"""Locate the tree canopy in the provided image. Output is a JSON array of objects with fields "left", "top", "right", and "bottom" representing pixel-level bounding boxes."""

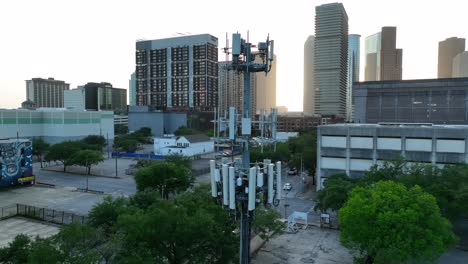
[
  {"left": 45, "top": 141, "right": 82, "bottom": 172},
  {"left": 71, "top": 150, "right": 105, "bottom": 175},
  {"left": 113, "top": 127, "right": 152, "bottom": 152},
  {"left": 315, "top": 159, "right": 468, "bottom": 220},
  {"left": 82, "top": 135, "right": 106, "bottom": 149},
  {"left": 339, "top": 181, "right": 457, "bottom": 264},
  {"left": 32, "top": 138, "right": 49, "bottom": 168},
  {"left": 134, "top": 161, "right": 194, "bottom": 199},
  {"left": 314, "top": 174, "right": 356, "bottom": 212}
]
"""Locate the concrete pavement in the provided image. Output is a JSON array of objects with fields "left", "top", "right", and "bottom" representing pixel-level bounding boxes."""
[{"left": 0, "top": 217, "right": 59, "bottom": 248}]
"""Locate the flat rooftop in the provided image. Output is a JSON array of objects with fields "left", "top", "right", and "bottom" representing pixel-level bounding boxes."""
[{"left": 320, "top": 123, "right": 468, "bottom": 129}]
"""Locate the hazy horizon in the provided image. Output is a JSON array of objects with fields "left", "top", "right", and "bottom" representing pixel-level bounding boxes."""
[{"left": 1, "top": 0, "right": 467, "bottom": 111}]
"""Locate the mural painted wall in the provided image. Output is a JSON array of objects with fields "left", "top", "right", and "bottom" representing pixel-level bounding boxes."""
[{"left": 0, "top": 139, "right": 34, "bottom": 187}]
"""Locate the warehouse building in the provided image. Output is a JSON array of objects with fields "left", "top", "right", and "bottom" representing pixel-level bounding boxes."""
[
  {"left": 0, "top": 108, "right": 114, "bottom": 144},
  {"left": 316, "top": 123, "right": 468, "bottom": 190}
]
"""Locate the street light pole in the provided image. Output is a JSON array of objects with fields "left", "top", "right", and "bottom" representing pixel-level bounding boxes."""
[{"left": 115, "top": 156, "right": 118, "bottom": 178}]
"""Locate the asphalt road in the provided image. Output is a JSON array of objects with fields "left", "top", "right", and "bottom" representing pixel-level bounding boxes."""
[{"left": 36, "top": 169, "right": 137, "bottom": 196}]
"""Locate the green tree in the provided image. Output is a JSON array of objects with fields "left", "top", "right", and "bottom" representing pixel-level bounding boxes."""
[
  {"left": 287, "top": 130, "right": 317, "bottom": 175},
  {"left": 113, "top": 137, "right": 138, "bottom": 152},
  {"left": 174, "top": 126, "right": 202, "bottom": 136},
  {"left": 252, "top": 206, "right": 285, "bottom": 241},
  {"left": 45, "top": 141, "right": 81, "bottom": 172},
  {"left": 81, "top": 135, "right": 106, "bottom": 149},
  {"left": 28, "top": 238, "right": 63, "bottom": 264},
  {"left": 114, "top": 124, "right": 128, "bottom": 135},
  {"left": 0, "top": 234, "right": 32, "bottom": 263},
  {"left": 363, "top": 157, "right": 406, "bottom": 184},
  {"left": 71, "top": 150, "right": 105, "bottom": 175},
  {"left": 53, "top": 223, "right": 103, "bottom": 263},
  {"left": 117, "top": 187, "right": 238, "bottom": 264},
  {"left": 165, "top": 154, "right": 192, "bottom": 169},
  {"left": 32, "top": 138, "right": 49, "bottom": 168},
  {"left": 339, "top": 181, "right": 457, "bottom": 264},
  {"left": 134, "top": 162, "right": 194, "bottom": 198},
  {"left": 427, "top": 164, "right": 468, "bottom": 219},
  {"left": 88, "top": 196, "right": 128, "bottom": 234},
  {"left": 314, "top": 174, "right": 356, "bottom": 212}
]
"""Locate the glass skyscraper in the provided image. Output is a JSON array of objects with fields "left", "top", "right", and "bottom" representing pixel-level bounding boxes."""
[
  {"left": 347, "top": 34, "right": 360, "bottom": 121},
  {"left": 365, "top": 32, "right": 381, "bottom": 81}
]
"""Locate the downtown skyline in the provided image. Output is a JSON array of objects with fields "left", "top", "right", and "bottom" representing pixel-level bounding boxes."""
[{"left": 0, "top": 0, "right": 467, "bottom": 111}]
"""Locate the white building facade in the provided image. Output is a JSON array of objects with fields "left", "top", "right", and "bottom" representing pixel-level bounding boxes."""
[
  {"left": 154, "top": 134, "right": 214, "bottom": 157},
  {"left": 316, "top": 123, "right": 468, "bottom": 190},
  {"left": 64, "top": 89, "right": 86, "bottom": 110}
]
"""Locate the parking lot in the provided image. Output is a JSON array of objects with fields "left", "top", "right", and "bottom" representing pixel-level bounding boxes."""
[{"left": 0, "top": 217, "right": 59, "bottom": 248}]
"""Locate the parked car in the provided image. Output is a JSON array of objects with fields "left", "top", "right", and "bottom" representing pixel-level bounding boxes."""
[
  {"left": 283, "top": 183, "right": 292, "bottom": 191},
  {"left": 287, "top": 168, "right": 297, "bottom": 175}
]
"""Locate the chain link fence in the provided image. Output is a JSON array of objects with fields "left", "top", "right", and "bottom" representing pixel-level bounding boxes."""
[{"left": 0, "top": 204, "right": 86, "bottom": 225}]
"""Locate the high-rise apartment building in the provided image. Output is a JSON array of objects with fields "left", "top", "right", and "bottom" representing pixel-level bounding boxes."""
[
  {"left": 438, "top": 37, "right": 465, "bottom": 78},
  {"left": 26, "top": 78, "right": 70, "bottom": 108},
  {"left": 218, "top": 61, "right": 256, "bottom": 117},
  {"left": 135, "top": 34, "right": 218, "bottom": 112},
  {"left": 453, "top": 51, "right": 468, "bottom": 78},
  {"left": 303, "top": 35, "right": 315, "bottom": 114},
  {"left": 347, "top": 34, "right": 360, "bottom": 121},
  {"left": 314, "top": 3, "right": 348, "bottom": 117},
  {"left": 364, "top": 27, "right": 402, "bottom": 81},
  {"left": 129, "top": 72, "right": 136, "bottom": 106}
]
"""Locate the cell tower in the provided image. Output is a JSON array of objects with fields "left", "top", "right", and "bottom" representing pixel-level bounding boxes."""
[{"left": 210, "top": 33, "right": 279, "bottom": 264}]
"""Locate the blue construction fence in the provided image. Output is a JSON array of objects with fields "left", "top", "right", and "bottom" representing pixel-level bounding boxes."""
[{"left": 112, "top": 152, "right": 165, "bottom": 160}]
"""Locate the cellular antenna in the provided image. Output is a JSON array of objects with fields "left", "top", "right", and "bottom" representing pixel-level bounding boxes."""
[{"left": 211, "top": 32, "right": 278, "bottom": 264}]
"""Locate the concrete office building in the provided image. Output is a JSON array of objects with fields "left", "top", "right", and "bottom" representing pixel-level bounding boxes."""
[
  {"left": 0, "top": 108, "right": 114, "bottom": 144},
  {"left": 353, "top": 78, "right": 468, "bottom": 124},
  {"left": 218, "top": 61, "right": 257, "bottom": 118},
  {"left": 316, "top": 123, "right": 468, "bottom": 190},
  {"left": 64, "top": 89, "right": 85, "bottom": 110},
  {"left": 314, "top": 3, "right": 348, "bottom": 117},
  {"left": 452, "top": 51, "right": 468, "bottom": 78},
  {"left": 64, "top": 82, "right": 127, "bottom": 113},
  {"left": 136, "top": 34, "right": 218, "bottom": 111},
  {"left": 129, "top": 72, "right": 136, "bottom": 106},
  {"left": 128, "top": 106, "right": 186, "bottom": 137},
  {"left": 380, "top": 27, "right": 402, "bottom": 80},
  {"left": 364, "top": 27, "right": 402, "bottom": 81},
  {"left": 26, "top": 78, "right": 70, "bottom": 108},
  {"left": 303, "top": 35, "right": 315, "bottom": 114},
  {"left": 438, "top": 37, "right": 465, "bottom": 78},
  {"left": 347, "top": 34, "right": 360, "bottom": 121}
]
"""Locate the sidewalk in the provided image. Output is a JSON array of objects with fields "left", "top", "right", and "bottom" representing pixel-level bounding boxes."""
[{"left": 37, "top": 158, "right": 137, "bottom": 179}]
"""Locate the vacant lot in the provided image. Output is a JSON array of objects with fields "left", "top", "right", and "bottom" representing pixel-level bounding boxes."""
[{"left": 252, "top": 227, "right": 353, "bottom": 264}]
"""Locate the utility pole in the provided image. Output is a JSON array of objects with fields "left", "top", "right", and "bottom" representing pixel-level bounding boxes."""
[{"left": 115, "top": 155, "right": 118, "bottom": 178}]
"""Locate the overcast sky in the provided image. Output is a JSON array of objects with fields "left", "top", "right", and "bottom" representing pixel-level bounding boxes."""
[{"left": 0, "top": 0, "right": 467, "bottom": 111}]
